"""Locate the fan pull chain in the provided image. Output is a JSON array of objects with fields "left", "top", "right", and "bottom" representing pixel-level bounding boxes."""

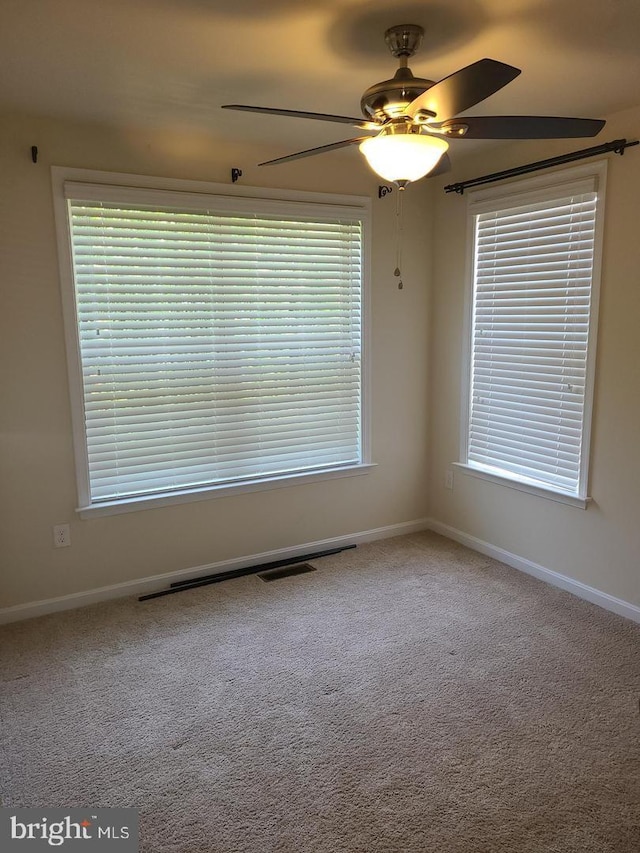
[{"left": 394, "top": 187, "right": 404, "bottom": 289}]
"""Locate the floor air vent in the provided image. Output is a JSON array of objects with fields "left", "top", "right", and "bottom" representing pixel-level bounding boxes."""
[
  {"left": 139, "top": 545, "right": 354, "bottom": 601},
  {"left": 257, "top": 563, "right": 317, "bottom": 582}
]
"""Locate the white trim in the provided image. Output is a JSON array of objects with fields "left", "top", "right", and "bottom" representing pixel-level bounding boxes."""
[
  {"left": 361, "top": 204, "right": 373, "bottom": 467},
  {"left": 458, "top": 196, "right": 477, "bottom": 465},
  {"left": 63, "top": 180, "right": 367, "bottom": 223},
  {"left": 0, "top": 518, "right": 429, "bottom": 625},
  {"left": 427, "top": 518, "right": 640, "bottom": 625},
  {"left": 4, "top": 516, "right": 637, "bottom": 627},
  {"left": 51, "top": 166, "right": 372, "bottom": 514},
  {"left": 579, "top": 162, "right": 607, "bottom": 496},
  {"left": 466, "top": 161, "right": 606, "bottom": 208},
  {"left": 52, "top": 167, "right": 370, "bottom": 209},
  {"left": 52, "top": 174, "right": 93, "bottom": 504},
  {"left": 453, "top": 462, "right": 591, "bottom": 509},
  {"left": 459, "top": 159, "right": 608, "bottom": 501},
  {"left": 77, "top": 463, "right": 377, "bottom": 519}
]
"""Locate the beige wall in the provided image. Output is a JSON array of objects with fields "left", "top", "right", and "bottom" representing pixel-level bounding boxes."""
[
  {"left": 0, "top": 111, "right": 432, "bottom": 609},
  {"left": 428, "top": 104, "right": 640, "bottom": 608},
  {"left": 3, "top": 102, "right": 638, "bottom": 615}
]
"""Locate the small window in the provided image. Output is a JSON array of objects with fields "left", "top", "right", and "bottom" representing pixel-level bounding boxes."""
[
  {"left": 461, "top": 163, "right": 606, "bottom": 505},
  {"left": 53, "top": 172, "right": 370, "bottom": 514}
]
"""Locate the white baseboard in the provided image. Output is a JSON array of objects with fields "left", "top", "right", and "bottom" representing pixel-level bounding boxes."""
[
  {"left": 427, "top": 518, "right": 640, "bottom": 625},
  {"left": 0, "top": 518, "right": 430, "bottom": 625},
  {"left": 6, "top": 517, "right": 636, "bottom": 627}
]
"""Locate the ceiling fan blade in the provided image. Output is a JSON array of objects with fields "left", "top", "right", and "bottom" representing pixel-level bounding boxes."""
[
  {"left": 438, "top": 115, "right": 606, "bottom": 139},
  {"left": 426, "top": 153, "right": 452, "bottom": 178},
  {"left": 406, "top": 59, "right": 521, "bottom": 121},
  {"left": 259, "top": 137, "right": 370, "bottom": 166},
  {"left": 222, "top": 104, "right": 374, "bottom": 130}
]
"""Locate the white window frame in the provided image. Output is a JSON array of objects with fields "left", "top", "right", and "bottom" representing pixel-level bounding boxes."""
[
  {"left": 52, "top": 168, "right": 373, "bottom": 518},
  {"left": 457, "top": 161, "right": 607, "bottom": 509}
]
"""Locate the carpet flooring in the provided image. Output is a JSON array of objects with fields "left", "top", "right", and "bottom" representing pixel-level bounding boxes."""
[{"left": 1, "top": 531, "right": 639, "bottom": 852}]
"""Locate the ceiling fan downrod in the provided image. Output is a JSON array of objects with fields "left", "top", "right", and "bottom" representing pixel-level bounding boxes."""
[
  {"left": 384, "top": 24, "right": 424, "bottom": 63},
  {"left": 361, "top": 25, "right": 435, "bottom": 122}
]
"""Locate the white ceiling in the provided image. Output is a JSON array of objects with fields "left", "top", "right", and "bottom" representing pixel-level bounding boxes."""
[{"left": 2, "top": 0, "right": 640, "bottom": 159}]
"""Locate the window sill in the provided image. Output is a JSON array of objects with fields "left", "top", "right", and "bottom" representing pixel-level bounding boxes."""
[
  {"left": 453, "top": 463, "right": 591, "bottom": 509},
  {"left": 77, "top": 463, "right": 377, "bottom": 519}
]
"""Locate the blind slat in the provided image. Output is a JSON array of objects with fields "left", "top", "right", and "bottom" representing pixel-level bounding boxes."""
[
  {"left": 68, "top": 197, "right": 364, "bottom": 502},
  {"left": 468, "top": 186, "right": 599, "bottom": 494}
]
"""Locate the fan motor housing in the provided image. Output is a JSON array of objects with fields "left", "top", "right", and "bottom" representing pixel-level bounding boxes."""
[{"left": 360, "top": 67, "right": 434, "bottom": 121}]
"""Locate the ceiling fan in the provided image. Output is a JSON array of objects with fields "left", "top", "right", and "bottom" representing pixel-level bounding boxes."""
[{"left": 222, "top": 24, "right": 605, "bottom": 187}]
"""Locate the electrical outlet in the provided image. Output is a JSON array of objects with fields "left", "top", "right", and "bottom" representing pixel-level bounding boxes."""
[
  {"left": 445, "top": 469, "right": 454, "bottom": 490},
  {"left": 53, "top": 524, "right": 71, "bottom": 548}
]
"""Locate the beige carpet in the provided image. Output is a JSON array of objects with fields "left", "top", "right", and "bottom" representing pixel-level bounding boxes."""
[{"left": 1, "top": 532, "right": 639, "bottom": 852}]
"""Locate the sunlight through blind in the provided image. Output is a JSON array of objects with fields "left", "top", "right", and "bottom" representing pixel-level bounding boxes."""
[{"left": 66, "top": 197, "right": 363, "bottom": 502}]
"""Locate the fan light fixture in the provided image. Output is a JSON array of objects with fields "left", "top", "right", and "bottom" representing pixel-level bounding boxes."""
[
  {"left": 223, "top": 23, "right": 606, "bottom": 185},
  {"left": 359, "top": 130, "right": 449, "bottom": 187}
]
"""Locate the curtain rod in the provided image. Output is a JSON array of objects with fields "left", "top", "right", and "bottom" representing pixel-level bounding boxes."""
[{"left": 444, "top": 138, "right": 638, "bottom": 195}]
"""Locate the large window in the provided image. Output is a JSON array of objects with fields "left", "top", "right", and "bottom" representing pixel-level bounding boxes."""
[
  {"left": 54, "top": 171, "right": 370, "bottom": 515},
  {"left": 461, "top": 163, "right": 606, "bottom": 506}
]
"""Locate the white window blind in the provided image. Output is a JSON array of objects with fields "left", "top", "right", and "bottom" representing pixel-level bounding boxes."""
[
  {"left": 65, "top": 189, "right": 364, "bottom": 505},
  {"left": 466, "top": 172, "right": 604, "bottom": 498}
]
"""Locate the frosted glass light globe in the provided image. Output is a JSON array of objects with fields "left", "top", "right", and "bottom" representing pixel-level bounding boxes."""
[{"left": 360, "top": 133, "right": 449, "bottom": 184}]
